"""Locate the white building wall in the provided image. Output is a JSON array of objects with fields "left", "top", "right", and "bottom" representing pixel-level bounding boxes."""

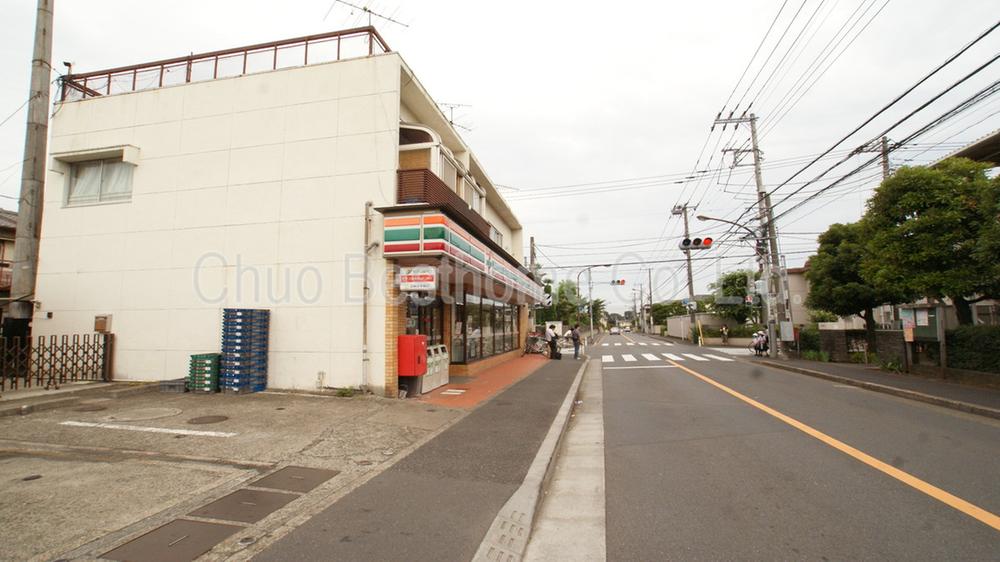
[{"left": 37, "top": 55, "right": 402, "bottom": 392}]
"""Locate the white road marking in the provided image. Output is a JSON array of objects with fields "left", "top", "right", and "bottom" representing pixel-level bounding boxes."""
[
  {"left": 703, "top": 354, "right": 735, "bottom": 362},
  {"left": 604, "top": 365, "right": 679, "bottom": 370},
  {"left": 622, "top": 354, "right": 637, "bottom": 362},
  {"left": 641, "top": 353, "right": 660, "bottom": 361},
  {"left": 682, "top": 353, "right": 709, "bottom": 361},
  {"left": 638, "top": 343, "right": 648, "bottom": 346},
  {"left": 664, "top": 353, "right": 684, "bottom": 361},
  {"left": 651, "top": 343, "right": 661, "bottom": 347},
  {"left": 440, "top": 389, "right": 466, "bottom": 395},
  {"left": 60, "top": 420, "right": 236, "bottom": 438},
  {"left": 664, "top": 342, "right": 674, "bottom": 346},
  {"left": 602, "top": 355, "right": 614, "bottom": 363},
  {"left": 601, "top": 343, "right": 609, "bottom": 347},
  {"left": 614, "top": 343, "right": 622, "bottom": 347}
]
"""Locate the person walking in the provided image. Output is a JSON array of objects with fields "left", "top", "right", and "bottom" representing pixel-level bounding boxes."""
[
  {"left": 545, "top": 324, "right": 558, "bottom": 359},
  {"left": 720, "top": 325, "right": 729, "bottom": 345},
  {"left": 571, "top": 324, "right": 582, "bottom": 360}
]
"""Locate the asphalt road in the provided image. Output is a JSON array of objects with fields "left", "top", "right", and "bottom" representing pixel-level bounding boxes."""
[{"left": 602, "top": 332, "right": 1000, "bottom": 561}]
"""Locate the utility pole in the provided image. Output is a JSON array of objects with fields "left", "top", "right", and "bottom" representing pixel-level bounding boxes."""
[
  {"left": 715, "top": 113, "right": 788, "bottom": 357},
  {"left": 647, "top": 268, "right": 653, "bottom": 334},
  {"left": 10, "top": 0, "right": 54, "bottom": 328},
  {"left": 672, "top": 204, "right": 699, "bottom": 343},
  {"left": 880, "top": 136, "right": 890, "bottom": 180}
]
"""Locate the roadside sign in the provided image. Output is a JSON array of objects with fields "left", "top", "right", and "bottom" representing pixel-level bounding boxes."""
[{"left": 399, "top": 266, "right": 436, "bottom": 291}]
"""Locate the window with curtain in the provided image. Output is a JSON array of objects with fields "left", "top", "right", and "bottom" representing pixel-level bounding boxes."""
[{"left": 67, "top": 159, "right": 134, "bottom": 205}]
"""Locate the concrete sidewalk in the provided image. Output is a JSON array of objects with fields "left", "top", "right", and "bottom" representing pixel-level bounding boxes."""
[
  {"left": 753, "top": 357, "right": 1000, "bottom": 419},
  {"left": 251, "top": 357, "right": 583, "bottom": 562}
]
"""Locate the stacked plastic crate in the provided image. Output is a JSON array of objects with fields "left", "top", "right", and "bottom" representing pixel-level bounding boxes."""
[
  {"left": 187, "top": 353, "right": 220, "bottom": 393},
  {"left": 220, "top": 308, "right": 270, "bottom": 394}
]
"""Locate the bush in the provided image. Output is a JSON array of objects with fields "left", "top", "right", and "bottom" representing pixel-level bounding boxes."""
[
  {"left": 802, "top": 350, "right": 830, "bottom": 362},
  {"left": 879, "top": 358, "right": 903, "bottom": 373},
  {"left": 798, "top": 326, "right": 820, "bottom": 352},
  {"left": 848, "top": 351, "right": 877, "bottom": 364},
  {"left": 946, "top": 326, "right": 1000, "bottom": 374}
]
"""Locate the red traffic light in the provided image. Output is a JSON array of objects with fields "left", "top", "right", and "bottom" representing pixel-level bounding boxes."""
[
  {"left": 678, "top": 236, "right": 714, "bottom": 251},
  {"left": 610, "top": 279, "right": 625, "bottom": 285}
]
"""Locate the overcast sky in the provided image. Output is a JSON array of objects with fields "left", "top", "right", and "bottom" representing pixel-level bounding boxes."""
[{"left": 2, "top": 0, "right": 998, "bottom": 313}]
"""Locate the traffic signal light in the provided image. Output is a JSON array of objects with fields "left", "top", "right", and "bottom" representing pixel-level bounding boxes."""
[
  {"left": 678, "top": 236, "right": 714, "bottom": 251},
  {"left": 610, "top": 279, "right": 626, "bottom": 285}
]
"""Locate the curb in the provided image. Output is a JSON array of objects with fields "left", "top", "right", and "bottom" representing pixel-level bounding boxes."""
[
  {"left": 0, "top": 382, "right": 157, "bottom": 418},
  {"left": 753, "top": 359, "right": 1000, "bottom": 421},
  {"left": 0, "top": 397, "right": 81, "bottom": 418},
  {"left": 472, "top": 358, "right": 589, "bottom": 562}
]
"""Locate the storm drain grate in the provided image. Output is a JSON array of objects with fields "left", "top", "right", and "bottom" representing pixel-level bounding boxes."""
[
  {"left": 101, "top": 519, "right": 241, "bottom": 562},
  {"left": 188, "top": 489, "right": 297, "bottom": 524},
  {"left": 250, "top": 466, "right": 340, "bottom": 493}
]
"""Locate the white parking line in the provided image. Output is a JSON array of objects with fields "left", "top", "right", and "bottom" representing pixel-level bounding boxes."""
[
  {"left": 682, "top": 353, "right": 709, "bottom": 361},
  {"left": 641, "top": 353, "right": 660, "bottom": 361},
  {"left": 602, "top": 355, "right": 614, "bottom": 363},
  {"left": 60, "top": 420, "right": 236, "bottom": 438},
  {"left": 604, "top": 365, "right": 678, "bottom": 370},
  {"left": 703, "top": 354, "right": 735, "bottom": 362},
  {"left": 664, "top": 353, "right": 684, "bottom": 361},
  {"left": 622, "top": 354, "right": 637, "bottom": 362}
]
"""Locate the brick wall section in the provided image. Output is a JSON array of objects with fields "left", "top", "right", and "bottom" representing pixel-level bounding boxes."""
[
  {"left": 819, "top": 329, "right": 867, "bottom": 362},
  {"left": 384, "top": 263, "right": 405, "bottom": 398}
]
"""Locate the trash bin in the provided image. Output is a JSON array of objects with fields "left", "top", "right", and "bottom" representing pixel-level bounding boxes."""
[{"left": 423, "top": 345, "right": 449, "bottom": 392}]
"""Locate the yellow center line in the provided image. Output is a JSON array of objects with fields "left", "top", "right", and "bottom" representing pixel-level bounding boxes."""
[{"left": 668, "top": 360, "right": 1000, "bottom": 533}]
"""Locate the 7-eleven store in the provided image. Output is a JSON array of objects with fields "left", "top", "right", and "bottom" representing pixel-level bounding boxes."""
[{"left": 380, "top": 210, "right": 544, "bottom": 396}]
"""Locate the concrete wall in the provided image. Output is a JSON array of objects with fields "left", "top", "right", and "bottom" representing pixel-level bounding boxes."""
[
  {"left": 786, "top": 270, "right": 810, "bottom": 325},
  {"left": 666, "top": 313, "right": 725, "bottom": 340},
  {"left": 37, "top": 54, "right": 403, "bottom": 392}
]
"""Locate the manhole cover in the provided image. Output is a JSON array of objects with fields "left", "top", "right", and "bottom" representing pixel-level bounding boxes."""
[
  {"left": 188, "top": 489, "right": 297, "bottom": 524},
  {"left": 102, "top": 408, "right": 182, "bottom": 422},
  {"left": 102, "top": 519, "right": 241, "bottom": 562},
  {"left": 74, "top": 405, "right": 107, "bottom": 412},
  {"left": 187, "top": 415, "right": 229, "bottom": 425},
  {"left": 251, "top": 466, "right": 340, "bottom": 493}
]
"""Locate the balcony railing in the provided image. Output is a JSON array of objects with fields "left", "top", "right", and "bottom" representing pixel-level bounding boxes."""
[
  {"left": 60, "top": 26, "right": 391, "bottom": 102},
  {"left": 397, "top": 169, "right": 490, "bottom": 239}
]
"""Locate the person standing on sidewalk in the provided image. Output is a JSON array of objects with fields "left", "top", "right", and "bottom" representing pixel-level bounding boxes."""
[
  {"left": 721, "top": 325, "right": 729, "bottom": 345},
  {"left": 545, "top": 324, "right": 558, "bottom": 359},
  {"left": 571, "top": 324, "right": 582, "bottom": 359}
]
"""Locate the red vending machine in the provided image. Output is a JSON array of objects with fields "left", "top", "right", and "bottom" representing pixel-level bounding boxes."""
[{"left": 397, "top": 335, "right": 428, "bottom": 377}]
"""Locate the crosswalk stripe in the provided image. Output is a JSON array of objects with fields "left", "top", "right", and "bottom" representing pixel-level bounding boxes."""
[
  {"left": 638, "top": 343, "right": 648, "bottom": 346},
  {"left": 651, "top": 343, "right": 661, "bottom": 346},
  {"left": 703, "top": 354, "right": 735, "bottom": 362},
  {"left": 641, "top": 353, "right": 660, "bottom": 361},
  {"left": 622, "top": 354, "right": 637, "bottom": 362},
  {"left": 664, "top": 353, "right": 684, "bottom": 361},
  {"left": 682, "top": 353, "right": 709, "bottom": 361},
  {"left": 614, "top": 343, "right": 622, "bottom": 347},
  {"left": 602, "top": 355, "right": 614, "bottom": 363},
  {"left": 664, "top": 342, "right": 674, "bottom": 346},
  {"left": 601, "top": 343, "right": 609, "bottom": 347}
]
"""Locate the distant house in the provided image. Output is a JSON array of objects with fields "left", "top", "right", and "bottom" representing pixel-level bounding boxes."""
[{"left": 0, "top": 208, "right": 15, "bottom": 309}]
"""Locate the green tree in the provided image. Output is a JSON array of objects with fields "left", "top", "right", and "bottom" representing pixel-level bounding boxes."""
[
  {"left": 861, "top": 158, "right": 1000, "bottom": 325},
  {"left": 708, "top": 269, "right": 759, "bottom": 324},
  {"left": 589, "top": 298, "right": 607, "bottom": 328},
  {"left": 807, "top": 222, "right": 895, "bottom": 344},
  {"left": 650, "top": 301, "right": 686, "bottom": 325}
]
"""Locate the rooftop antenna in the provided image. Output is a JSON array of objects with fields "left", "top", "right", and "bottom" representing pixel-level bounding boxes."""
[
  {"left": 325, "top": 0, "right": 409, "bottom": 28},
  {"left": 438, "top": 102, "right": 472, "bottom": 132}
]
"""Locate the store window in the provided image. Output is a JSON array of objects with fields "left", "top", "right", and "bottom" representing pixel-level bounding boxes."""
[
  {"left": 452, "top": 293, "right": 465, "bottom": 363},
  {"left": 448, "top": 291, "right": 523, "bottom": 364},
  {"left": 466, "top": 294, "right": 482, "bottom": 361}
]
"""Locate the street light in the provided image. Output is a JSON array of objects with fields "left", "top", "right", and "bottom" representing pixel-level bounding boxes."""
[{"left": 577, "top": 264, "right": 611, "bottom": 344}]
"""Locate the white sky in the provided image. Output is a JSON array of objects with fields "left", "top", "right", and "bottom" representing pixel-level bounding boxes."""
[{"left": 1, "top": 0, "right": 998, "bottom": 313}]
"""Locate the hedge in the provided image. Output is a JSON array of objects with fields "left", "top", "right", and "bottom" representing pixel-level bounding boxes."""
[{"left": 946, "top": 326, "right": 1000, "bottom": 374}]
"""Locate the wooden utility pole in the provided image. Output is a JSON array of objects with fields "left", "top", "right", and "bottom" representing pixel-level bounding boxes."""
[
  {"left": 880, "top": 136, "right": 891, "bottom": 180},
  {"left": 647, "top": 267, "right": 653, "bottom": 334},
  {"left": 672, "top": 204, "right": 699, "bottom": 342},
  {"left": 10, "top": 0, "right": 54, "bottom": 325}
]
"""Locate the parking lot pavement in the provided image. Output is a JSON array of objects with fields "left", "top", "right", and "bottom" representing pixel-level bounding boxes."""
[{"left": 0, "top": 388, "right": 463, "bottom": 561}]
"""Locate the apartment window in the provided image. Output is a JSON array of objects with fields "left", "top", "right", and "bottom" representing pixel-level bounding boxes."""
[
  {"left": 466, "top": 183, "right": 485, "bottom": 214},
  {"left": 490, "top": 225, "right": 504, "bottom": 246},
  {"left": 67, "top": 159, "right": 134, "bottom": 205},
  {"left": 439, "top": 157, "right": 458, "bottom": 191}
]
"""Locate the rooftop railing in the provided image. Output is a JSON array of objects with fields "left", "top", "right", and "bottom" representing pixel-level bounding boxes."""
[{"left": 60, "top": 26, "right": 391, "bottom": 102}]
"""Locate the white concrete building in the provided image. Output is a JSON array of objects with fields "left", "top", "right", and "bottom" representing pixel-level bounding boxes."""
[{"left": 37, "top": 28, "right": 541, "bottom": 397}]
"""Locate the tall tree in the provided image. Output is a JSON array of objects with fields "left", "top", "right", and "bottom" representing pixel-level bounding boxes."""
[
  {"left": 807, "top": 222, "right": 895, "bottom": 344},
  {"left": 650, "top": 301, "right": 686, "bottom": 325},
  {"left": 861, "top": 158, "right": 1000, "bottom": 325},
  {"left": 708, "top": 269, "right": 759, "bottom": 324}
]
